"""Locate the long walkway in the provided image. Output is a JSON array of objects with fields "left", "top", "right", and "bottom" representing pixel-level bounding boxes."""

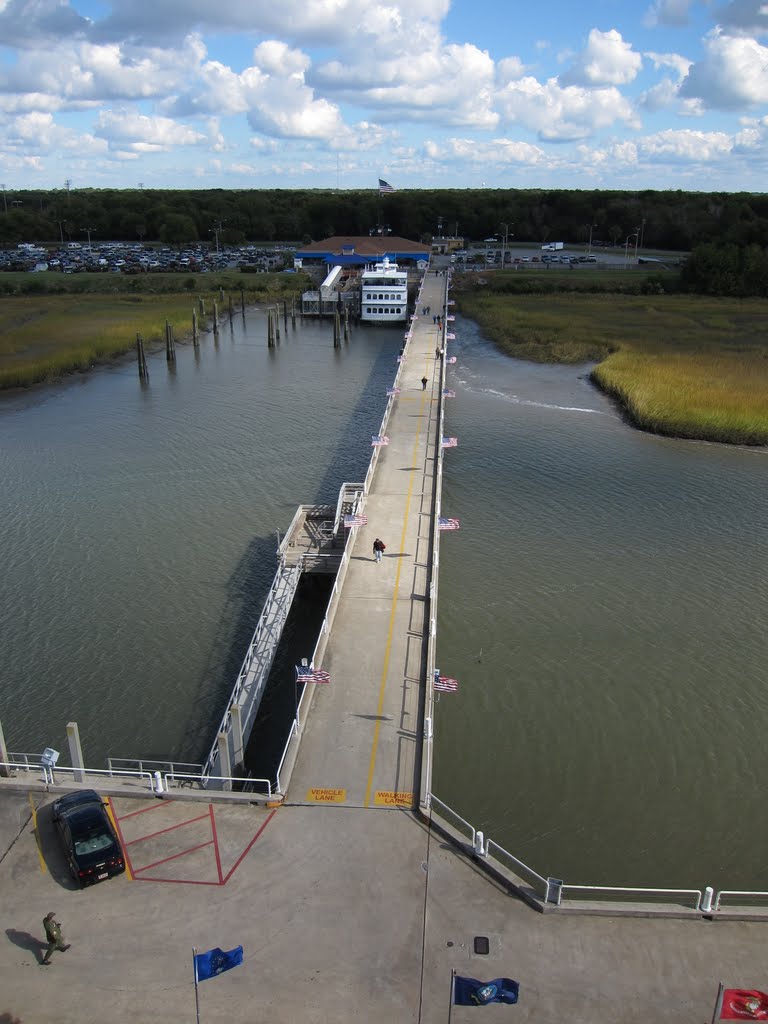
[{"left": 288, "top": 270, "right": 446, "bottom": 807}]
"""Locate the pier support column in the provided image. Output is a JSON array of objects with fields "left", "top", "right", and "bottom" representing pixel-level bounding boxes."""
[
  {"left": 0, "top": 718, "right": 9, "bottom": 776},
  {"left": 66, "top": 722, "right": 85, "bottom": 783},
  {"left": 217, "top": 732, "right": 232, "bottom": 791},
  {"left": 231, "top": 706, "right": 244, "bottom": 770}
]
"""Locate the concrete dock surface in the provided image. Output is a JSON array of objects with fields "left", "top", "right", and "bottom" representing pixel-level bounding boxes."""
[{"left": 1, "top": 789, "right": 766, "bottom": 1023}]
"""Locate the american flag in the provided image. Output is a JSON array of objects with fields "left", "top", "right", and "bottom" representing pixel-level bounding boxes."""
[
  {"left": 447, "top": 315, "right": 455, "bottom": 321},
  {"left": 296, "top": 666, "right": 331, "bottom": 684},
  {"left": 344, "top": 513, "right": 368, "bottom": 527},
  {"left": 446, "top": 332, "right": 456, "bottom": 340},
  {"left": 371, "top": 434, "right": 390, "bottom": 446},
  {"left": 441, "top": 437, "right": 458, "bottom": 448},
  {"left": 434, "top": 675, "right": 459, "bottom": 692},
  {"left": 443, "top": 388, "right": 456, "bottom": 398},
  {"left": 447, "top": 299, "right": 455, "bottom": 305},
  {"left": 446, "top": 356, "right": 457, "bottom": 364},
  {"left": 378, "top": 178, "right": 396, "bottom": 194},
  {"left": 387, "top": 387, "right": 401, "bottom": 396},
  {"left": 438, "top": 517, "right": 460, "bottom": 530},
  {"left": 397, "top": 355, "right": 405, "bottom": 362}
]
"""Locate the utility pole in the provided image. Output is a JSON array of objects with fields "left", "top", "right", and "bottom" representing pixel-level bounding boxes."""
[{"left": 82, "top": 226, "right": 95, "bottom": 250}]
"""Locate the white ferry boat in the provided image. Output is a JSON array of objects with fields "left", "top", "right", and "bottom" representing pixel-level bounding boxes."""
[{"left": 360, "top": 258, "right": 408, "bottom": 323}]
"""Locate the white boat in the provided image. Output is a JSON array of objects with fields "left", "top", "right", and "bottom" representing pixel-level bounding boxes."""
[{"left": 360, "top": 258, "right": 408, "bottom": 323}]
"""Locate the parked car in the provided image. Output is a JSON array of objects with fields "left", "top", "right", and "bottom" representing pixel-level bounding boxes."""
[{"left": 51, "top": 789, "right": 125, "bottom": 887}]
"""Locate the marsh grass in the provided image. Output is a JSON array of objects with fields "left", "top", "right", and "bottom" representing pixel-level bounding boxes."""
[
  {"left": 456, "top": 292, "right": 768, "bottom": 445},
  {"left": 0, "top": 274, "right": 306, "bottom": 389}
]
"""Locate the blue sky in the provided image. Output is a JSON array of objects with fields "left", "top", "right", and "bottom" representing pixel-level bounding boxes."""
[{"left": 0, "top": 0, "right": 767, "bottom": 191}]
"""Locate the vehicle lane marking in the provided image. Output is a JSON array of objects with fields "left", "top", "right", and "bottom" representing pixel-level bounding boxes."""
[
  {"left": 209, "top": 804, "right": 223, "bottom": 884},
  {"left": 28, "top": 792, "right": 46, "bottom": 873},
  {"left": 363, "top": 386, "right": 427, "bottom": 807},
  {"left": 121, "top": 810, "right": 210, "bottom": 846},
  {"left": 132, "top": 838, "right": 216, "bottom": 876},
  {"left": 221, "top": 809, "right": 278, "bottom": 885},
  {"left": 307, "top": 788, "right": 346, "bottom": 803},
  {"left": 105, "top": 797, "right": 132, "bottom": 881}
]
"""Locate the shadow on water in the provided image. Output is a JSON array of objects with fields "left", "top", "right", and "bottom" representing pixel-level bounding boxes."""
[{"left": 185, "top": 326, "right": 401, "bottom": 776}]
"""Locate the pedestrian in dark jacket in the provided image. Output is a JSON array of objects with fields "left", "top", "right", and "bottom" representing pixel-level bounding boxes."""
[
  {"left": 421, "top": 376, "right": 428, "bottom": 390},
  {"left": 373, "top": 538, "right": 386, "bottom": 562},
  {"left": 42, "top": 913, "right": 70, "bottom": 965}
]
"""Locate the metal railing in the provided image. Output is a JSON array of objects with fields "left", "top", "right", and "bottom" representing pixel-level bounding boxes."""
[
  {"left": 714, "top": 890, "right": 768, "bottom": 912},
  {"left": 1, "top": 759, "right": 156, "bottom": 791},
  {"left": 202, "top": 559, "right": 303, "bottom": 780},
  {"left": 108, "top": 757, "right": 203, "bottom": 778},
  {"left": 559, "top": 884, "right": 703, "bottom": 911}
]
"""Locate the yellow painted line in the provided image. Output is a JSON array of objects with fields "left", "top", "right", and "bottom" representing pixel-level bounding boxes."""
[
  {"left": 363, "top": 389, "right": 428, "bottom": 807},
  {"left": 306, "top": 788, "right": 346, "bottom": 803},
  {"left": 105, "top": 797, "right": 132, "bottom": 881},
  {"left": 28, "top": 792, "right": 46, "bottom": 873},
  {"left": 374, "top": 791, "right": 413, "bottom": 807}
]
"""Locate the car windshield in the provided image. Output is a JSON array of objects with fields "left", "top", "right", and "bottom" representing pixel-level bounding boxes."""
[{"left": 73, "top": 832, "right": 113, "bottom": 856}]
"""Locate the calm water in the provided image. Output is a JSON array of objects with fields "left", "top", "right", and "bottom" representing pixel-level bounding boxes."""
[
  {"left": 434, "top": 317, "right": 768, "bottom": 890},
  {"left": 2, "top": 309, "right": 767, "bottom": 891}
]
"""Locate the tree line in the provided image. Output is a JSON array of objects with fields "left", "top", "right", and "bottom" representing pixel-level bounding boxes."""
[{"left": 1, "top": 186, "right": 768, "bottom": 253}]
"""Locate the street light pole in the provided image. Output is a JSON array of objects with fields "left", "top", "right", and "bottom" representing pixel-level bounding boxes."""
[
  {"left": 588, "top": 223, "right": 597, "bottom": 255},
  {"left": 625, "top": 233, "right": 638, "bottom": 268},
  {"left": 83, "top": 226, "right": 94, "bottom": 250}
]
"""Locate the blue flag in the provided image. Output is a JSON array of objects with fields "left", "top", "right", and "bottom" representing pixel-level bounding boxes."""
[
  {"left": 453, "top": 976, "right": 519, "bottom": 1006},
  {"left": 195, "top": 945, "right": 243, "bottom": 982}
]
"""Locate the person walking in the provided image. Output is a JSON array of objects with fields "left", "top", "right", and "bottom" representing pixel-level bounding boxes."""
[
  {"left": 373, "top": 538, "right": 386, "bottom": 562},
  {"left": 421, "top": 376, "right": 428, "bottom": 390},
  {"left": 41, "top": 913, "right": 70, "bottom": 965}
]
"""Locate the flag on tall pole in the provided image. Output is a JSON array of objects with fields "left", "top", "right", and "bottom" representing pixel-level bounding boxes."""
[
  {"left": 378, "top": 178, "right": 396, "bottom": 194},
  {"left": 713, "top": 984, "right": 768, "bottom": 1020},
  {"left": 193, "top": 945, "right": 244, "bottom": 1024},
  {"left": 453, "top": 974, "right": 520, "bottom": 1006}
]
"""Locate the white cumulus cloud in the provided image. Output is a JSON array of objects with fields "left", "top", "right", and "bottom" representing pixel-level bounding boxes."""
[{"left": 559, "top": 29, "right": 642, "bottom": 87}]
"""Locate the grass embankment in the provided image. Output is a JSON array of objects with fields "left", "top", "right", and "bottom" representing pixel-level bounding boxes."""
[
  {"left": 456, "top": 289, "right": 768, "bottom": 445},
  {"left": 0, "top": 272, "right": 309, "bottom": 389}
]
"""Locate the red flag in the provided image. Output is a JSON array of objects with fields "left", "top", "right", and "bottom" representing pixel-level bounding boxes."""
[{"left": 720, "top": 990, "right": 768, "bottom": 1020}]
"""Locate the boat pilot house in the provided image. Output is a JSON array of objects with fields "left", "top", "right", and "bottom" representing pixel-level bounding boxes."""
[{"left": 294, "top": 235, "right": 430, "bottom": 321}]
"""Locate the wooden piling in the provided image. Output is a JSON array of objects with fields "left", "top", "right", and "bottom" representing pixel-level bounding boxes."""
[
  {"left": 267, "top": 309, "right": 274, "bottom": 348},
  {"left": 199, "top": 296, "right": 205, "bottom": 315},
  {"left": 283, "top": 300, "right": 288, "bottom": 330},
  {"left": 273, "top": 305, "right": 281, "bottom": 340},
  {"left": 240, "top": 287, "right": 245, "bottom": 314},
  {"left": 219, "top": 287, "right": 225, "bottom": 303},
  {"left": 333, "top": 311, "right": 341, "bottom": 348},
  {"left": 165, "top": 320, "right": 176, "bottom": 363},
  {"left": 291, "top": 297, "right": 296, "bottom": 327},
  {"left": 136, "top": 333, "right": 149, "bottom": 380},
  {"left": 213, "top": 301, "right": 219, "bottom": 335},
  {"left": 229, "top": 294, "right": 234, "bottom": 322},
  {"left": 192, "top": 308, "right": 198, "bottom": 346},
  {"left": 344, "top": 305, "right": 350, "bottom": 342}
]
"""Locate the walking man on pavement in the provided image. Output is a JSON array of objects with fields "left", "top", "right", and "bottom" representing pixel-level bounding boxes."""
[
  {"left": 373, "top": 538, "right": 386, "bottom": 562},
  {"left": 41, "top": 912, "right": 70, "bottom": 965},
  {"left": 421, "top": 376, "right": 428, "bottom": 390}
]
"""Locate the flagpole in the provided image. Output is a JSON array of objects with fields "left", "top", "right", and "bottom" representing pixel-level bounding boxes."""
[
  {"left": 192, "top": 947, "right": 201, "bottom": 1024},
  {"left": 447, "top": 968, "right": 455, "bottom": 1023},
  {"left": 711, "top": 981, "right": 725, "bottom": 1024}
]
